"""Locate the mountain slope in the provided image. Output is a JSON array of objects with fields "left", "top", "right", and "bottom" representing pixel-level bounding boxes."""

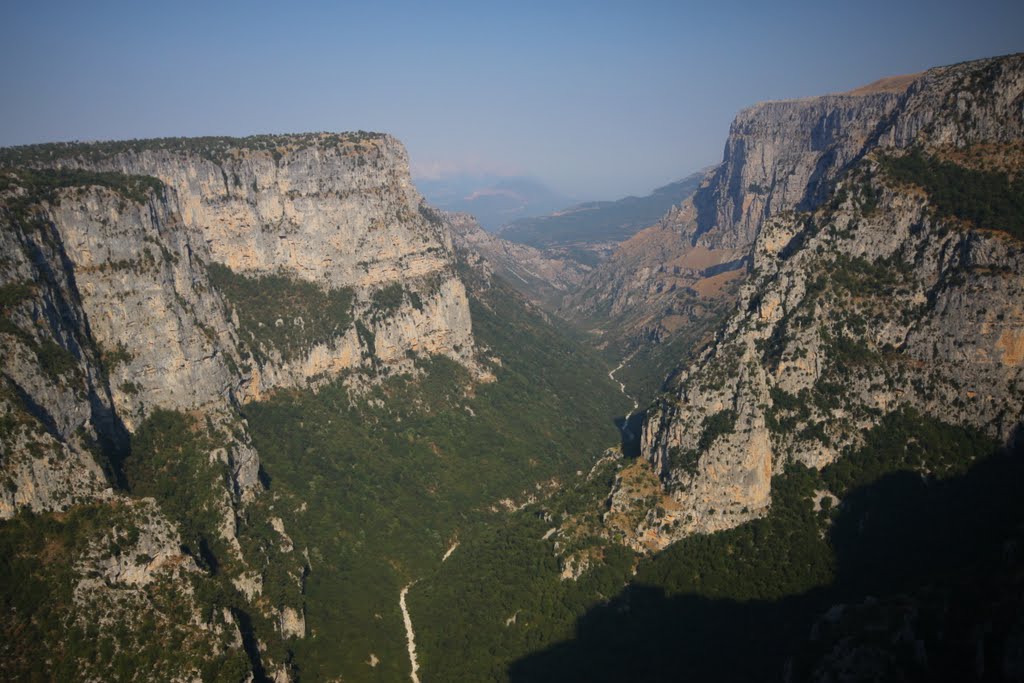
[
  {"left": 0, "top": 135, "right": 475, "bottom": 680},
  {"left": 0, "top": 134, "right": 631, "bottom": 681},
  {"left": 630, "top": 52, "right": 1024, "bottom": 547},
  {"left": 498, "top": 172, "right": 705, "bottom": 265},
  {"left": 565, "top": 68, "right": 927, "bottom": 395},
  {"left": 446, "top": 210, "right": 592, "bottom": 309},
  {"left": 406, "top": 53, "right": 1024, "bottom": 683}
]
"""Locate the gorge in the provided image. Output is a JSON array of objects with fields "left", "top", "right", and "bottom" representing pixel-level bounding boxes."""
[{"left": 2, "top": 52, "right": 1023, "bottom": 682}]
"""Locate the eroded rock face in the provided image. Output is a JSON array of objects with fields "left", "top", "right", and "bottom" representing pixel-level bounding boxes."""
[
  {"left": 569, "top": 55, "right": 1024, "bottom": 377},
  {"left": 44, "top": 133, "right": 481, "bottom": 386},
  {"left": 0, "top": 132, "right": 486, "bottom": 515},
  {"left": 0, "top": 132, "right": 481, "bottom": 680},
  {"left": 616, "top": 53, "right": 1024, "bottom": 547},
  {"left": 0, "top": 378, "right": 111, "bottom": 517},
  {"left": 565, "top": 79, "right": 909, "bottom": 371},
  {"left": 93, "top": 136, "right": 457, "bottom": 286},
  {"left": 43, "top": 187, "right": 240, "bottom": 426}
]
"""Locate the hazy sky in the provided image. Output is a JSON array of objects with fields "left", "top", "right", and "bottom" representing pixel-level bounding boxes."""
[{"left": 2, "top": 0, "right": 1022, "bottom": 199}]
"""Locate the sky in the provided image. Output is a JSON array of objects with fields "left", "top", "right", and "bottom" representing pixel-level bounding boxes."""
[{"left": 1, "top": 0, "right": 1022, "bottom": 200}]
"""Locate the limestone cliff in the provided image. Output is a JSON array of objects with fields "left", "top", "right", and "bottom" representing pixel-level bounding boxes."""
[
  {"left": 566, "top": 65, "right": 921, "bottom": 391},
  {"left": 0, "top": 131, "right": 482, "bottom": 680},
  {"left": 572, "top": 56, "right": 1024, "bottom": 380},
  {"left": 0, "top": 133, "right": 488, "bottom": 509},
  {"left": 613, "top": 53, "right": 1024, "bottom": 550},
  {"left": 7, "top": 133, "right": 481, "bottom": 393}
]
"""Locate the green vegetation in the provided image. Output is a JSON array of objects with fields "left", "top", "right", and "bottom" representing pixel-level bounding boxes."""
[
  {"left": 827, "top": 252, "right": 909, "bottom": 295},
  {"left": 33, "top": 339, "right": 79, "bottom": 381},
  {"left": 0, "top": 131, "right": 386, "bottom": 168},
  {"left": 123, "top": 410, "right": 226, "bottom": 567},
  {"left": 369, "top": 282, "right": 406, "bottom": 318},
  {"left": 697, "top": 409, "right": 737, "bottom": 452},
  {"left": 0, "top": 167, "right": 163, "bottom": 217},
  {"left": 880, "top": 148, "right": 1024, "bottom": 239},
  {"left": 822, "top": 406, "right": 993, "bottom": 497},
  {"left": 119, "top": 409, "right": 302, "bottom": 678},
  {"left": 240, "top": 274, "right": 629, "bottom": 679},
  {"left": 639, "top": 463, "right": 832, "bottom": 600},
  {"left": 411, "top": 407, "right": 1014, "bottom": 682},
  {"left": 0, "top": 283, "right": 32, "bottom": 338},
  {"left": 206, "top": 263, "right": 354, "bottom": 362},
  {"left": 666, "top": 409, "right": 739, "bottom": 476},
  {"left": 765, "top": 386, "right": 812, "bottom": 434},
  {"left": 411, "top": 458, "right": 833, "bottom": 683},
  {"left": 412, "top": 461, "right": 635, "bottom": 683},
  {"left": 100, "top": 341, "right": 135, "bottom": 370},
  {"left": 0, "top": 280, "right": 80, "bottom": 382},
  {"left": 608, "top": 284, "right": 740, "bottom": 405},
  {"left": 0, "top": 502, "right": 250, "bottom": 682},
  {"left": 0, "top": 281, "right": 33, "bottom": 311}
]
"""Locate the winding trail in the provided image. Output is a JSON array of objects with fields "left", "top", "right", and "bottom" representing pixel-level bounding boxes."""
[
  {"left": 606, "top": 356, "right": 638, "bottom": 446},
  {"left": 609, "top": 357, "right": 639, "bottom": 419},
  {"left": 399, "top": 584, "right": 421, "bottom": 683}
]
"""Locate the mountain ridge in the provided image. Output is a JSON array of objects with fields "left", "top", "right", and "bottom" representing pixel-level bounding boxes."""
[{"left": 497, "top": 172, "right": 706, "bottom": 264}]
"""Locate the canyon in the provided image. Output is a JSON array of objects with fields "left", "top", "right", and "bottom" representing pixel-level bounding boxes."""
[{"left": 1, "top": 52, "right": 1023, "bottom": 682}]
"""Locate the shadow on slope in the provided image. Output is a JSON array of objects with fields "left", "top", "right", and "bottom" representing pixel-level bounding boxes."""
[
  {"left": 614, "top": 409, "right": 646, "bottom": 459},
  {"left": 509, "top": 444, "right": 1024, "bottom": 682}
]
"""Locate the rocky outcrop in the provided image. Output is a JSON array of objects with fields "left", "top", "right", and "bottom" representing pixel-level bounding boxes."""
[
  {"left": 43, "top": 186, "right": 242, "bottom": 426},
  {"left": 563, "top": 88, "right": 908, "bottom": 389},
  {"left": 11, "top": 497, "right": 254, "bottom": 683},
  {"left": 567, "top": 61, "right": 1024, "bottom": 392},
  {"left": 0, "top": 376, "right": 111, "bottom": 517},
  {"left": 74, "top": 498, "right": 200, "bottom": 590},
  {"left": 18, "top": 133, "right": 482, "bottom": 387},
  {"left": 616, "top": 53, "right": 1024, "bottom": 547},
  {"left": 0, "top": 178, "right": 261, "bottom": 513}
]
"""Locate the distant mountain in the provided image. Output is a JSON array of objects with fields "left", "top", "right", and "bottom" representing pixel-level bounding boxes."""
[
  {"left": 497, "top": 172, "right": 706, "bottom": 254},
  {"left": 415, "top": 173, "right": 573, "bottom": 230}
]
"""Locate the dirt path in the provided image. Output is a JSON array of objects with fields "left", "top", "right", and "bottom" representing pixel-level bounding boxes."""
[
  {"left": 442, "top": 541, "right": 459, "bottom": 562},
  {"left": 399, "top": 584, "right": 421, "bottom": 683},
  {"left": 609, "top": 356, "right": 641, "bottom": 445},
  {"left": 609, "top": 358, "right": 639, "bottom": 417}
]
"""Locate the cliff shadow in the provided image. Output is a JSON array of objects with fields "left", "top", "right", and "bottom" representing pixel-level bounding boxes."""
[
  {"left": 509, "top": 446, "right": 1024, "bottom": 682},
  {"left": 613, "top": 408, "right": 646, "bottom": 459}
]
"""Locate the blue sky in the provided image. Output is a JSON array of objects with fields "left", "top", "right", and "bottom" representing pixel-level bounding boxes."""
[{"left": 1, "top": 0, "right": 1022, "bottom": 199}]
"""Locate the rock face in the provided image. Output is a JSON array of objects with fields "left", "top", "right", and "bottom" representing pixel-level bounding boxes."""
[
  {"left": 0, "top": 133, "right": 485, "bottom": 512},
  {"left": 613, "top": 53, "right": 1024, "bottom": 548},
  {"left": 567, "top": 79, "right": 917, "bottom": 360},
  {"left": 101, "top": 135, "right": 448, "bottom": 289},
  {"left": 0, "top": 132, "right": 484, "bottom": 680},
  {"left": 562, "top": 93, "right": 905, "bottom": 391},
  {"left": 34, "top": 133, "right": 480, "bottom": 388},
  {"left": 573, "top": 57, "right": 1024, "bottom": 374}
]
